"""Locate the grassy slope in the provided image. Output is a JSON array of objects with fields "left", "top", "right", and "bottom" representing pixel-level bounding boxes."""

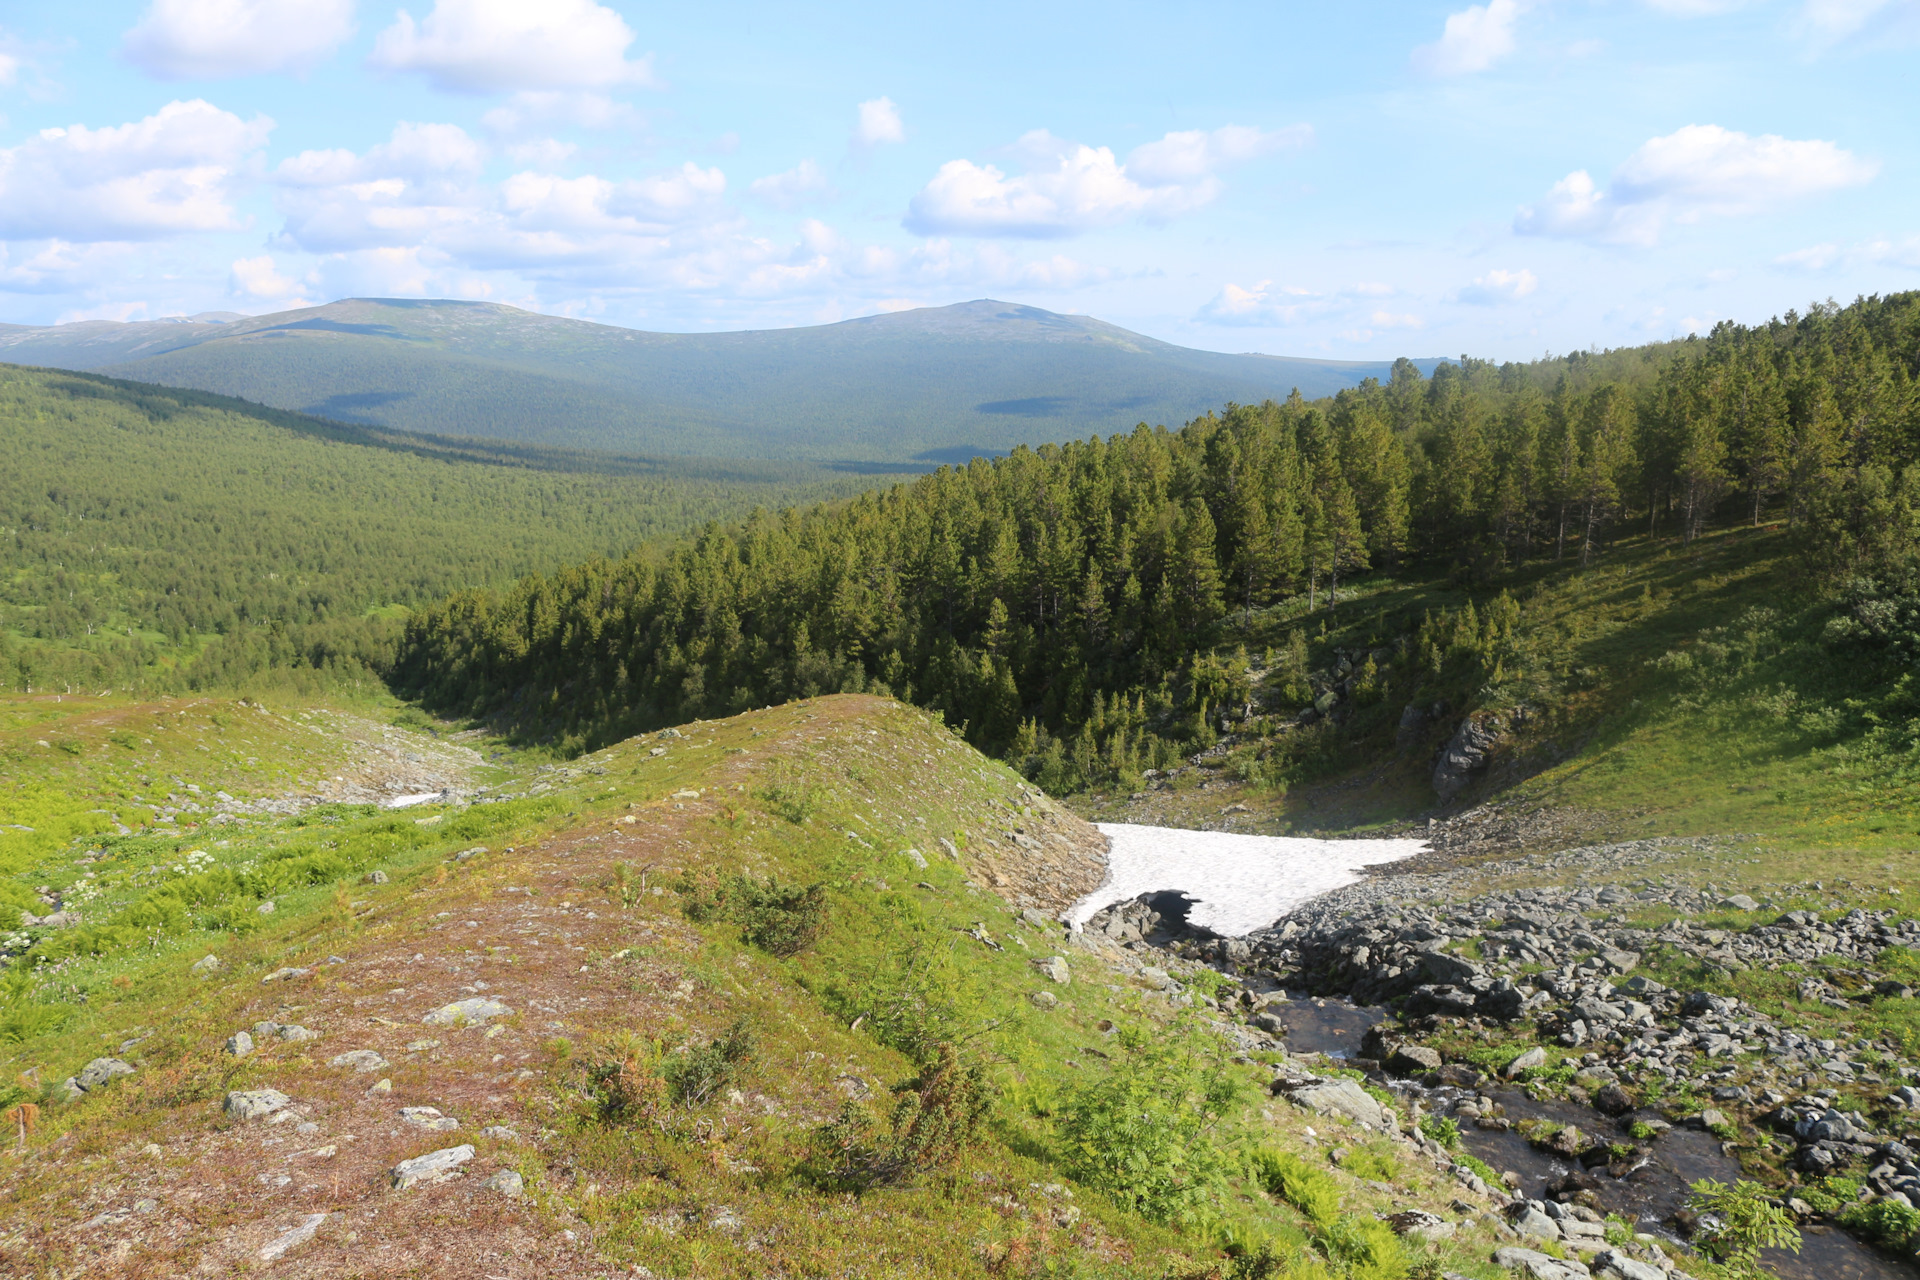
[
  {"left": 1080, "top": 524, "right": 1920, "bottom": 873},
  {"left": 0, "top": 693, "right": 1523, "bottom": 1279}
]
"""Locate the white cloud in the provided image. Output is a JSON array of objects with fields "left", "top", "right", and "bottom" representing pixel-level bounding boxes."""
[
  {"left": 0, "top": 99, "right": 272, "bottom": 241},
  {"left": 1194, "top": 279, "right": 1407, "bottom": 329},
  {"left": 1774, "top": 243, "right": 1840, "bottom": 271},
  {"left": 370, "top": 0, "right": 657, "bottom": 93},
  {"left": 1454, "top": 267, "right": 1538, "bottom": 304},
  {"left": 1798, "top": 0, "right": 1920, "bottom": 42},
  {"left": 0, "top": 51, "right": 18, "bottom": 87},
  {"left": 0, "top": 241, "right": 137, "bottom": 295},
  {"left": 1516, "top": 124, "right": 1877, "bottom": 245},
  {"left": 904, "top": 124, "right": 1305, "bottom": 238},
  {"left": 481, "top": 90, "right": 641, "bottom": 137},
  {"left": 1643, "top": 0, "right": 1748, "bottom": 12},
  {"left": 123, "top": 0, "right": 355, "bottom": 79},
  {"left": 1124, "top": 124, "right": 1311, "bottom": 184},
  {"left": 749, "top": 159, "right": 829, "bottom": 208},
  {"left": 504, "top": 138, "right": 576, "bottom": 168},
  {"left": 854, "top": 97, "right": 904, "bottom": 147},
  {"left": 1774, "top": 235, "right": 1920, "bottom": 271},
  {"left": 229, "top": 253, "right": 311, "bottom": 302},
  {"left": 1412, "top": 0, "right": 1526, "bottom": 76}
]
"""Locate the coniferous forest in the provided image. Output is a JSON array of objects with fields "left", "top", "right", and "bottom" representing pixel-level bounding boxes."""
[{"left": 392, "top": 293, "right": 1920, "bottom": 775}]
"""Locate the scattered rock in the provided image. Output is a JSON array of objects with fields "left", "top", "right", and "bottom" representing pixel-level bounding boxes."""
[
  {"left": 258, "top": 1212, "right": 330, "bottom": 1262},
  {"left": 75, "top": 1058, "right": 134, "bottom": 1092},
  {"left": 329, "top": 1049, "right": 389, "bottom": 1073},
  {"left": 1494, "top": 1245, "right": 1592, "bottom": 1280},
  {"left": 1505, "top": 1047, "right": 1548, "bottom": 1078},
  {"left": 1387, "top": 1209, "right": 1455, "bottom": 1241},
  {"left": 276, "top": 1024, "right": 320, "bottom": 1043},
  {"left": 225, "top": 1031, "right": 253, "bottom": 1058},
  {"left": 1029, "top": 956, "right": 1071, "bottom": 984},
  {"left": 390, "top": 1144, "right": 474, "bottom": 1189},
  {"left": 1388, "top": 1044, "right": 1443, "bottom": 1076},
  {"left": 1591, "top": 1251, "right": 1665, "bottom": 1280},
  {"left": 401, "top": 1106, "right": 460, "bottom": 1132},
  {"left": 482, "top": 1170, "right": 524, "bottom": 1198},
  {"left": 1274, "top": 1076, "right": 1396, "bottom": 1131},
  {"left": 1030, "top": 991, "right": 1059, "bottom": 1010},
  {"left": 224, "top": 1089, "right": 291, "bottom": 1121},
  {"left": 190, "top": 954, "right": 221, "bottom": 976},
  {"left": 422, "top": 997, "right": 512, "bottom": 1027}
]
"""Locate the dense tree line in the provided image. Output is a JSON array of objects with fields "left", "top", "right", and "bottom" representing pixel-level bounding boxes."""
[
  {"left": 392, "top": 293, "right": 1920, "bottom": 770},
  {"left": 0, "top": 366, "right": 895, "bottom": 694}
]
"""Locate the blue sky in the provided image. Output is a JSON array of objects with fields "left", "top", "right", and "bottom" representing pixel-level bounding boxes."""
[{"left": 0, "top": 0, "right": 1914, "bottom": 360}]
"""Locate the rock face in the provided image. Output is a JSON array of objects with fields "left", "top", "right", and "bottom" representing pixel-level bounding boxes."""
[
  {"left": 1432, "top": 716, "right": 1503, "bottom": 801},
  {"left": 390, "top": 1144, "right": 474, "bottom": 1189},
  {"left": 224, "top": 1089, "right": 291, "bottom": 1121}
]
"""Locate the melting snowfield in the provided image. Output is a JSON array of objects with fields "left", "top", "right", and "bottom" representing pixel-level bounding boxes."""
[{"left": 1069, "top": 823, "right": 1428, "bottom": 937}]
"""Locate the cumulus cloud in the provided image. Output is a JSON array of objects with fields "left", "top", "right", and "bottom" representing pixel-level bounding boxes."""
[
  {"left": 0, "top": 51, "right": 18, "bottom": 87},
  {"left": 1516, "top": 124, "right": 1877, "bottom": 245},
  {"left": 0, "top": 99, "right": 272, "bottom": 241},
  {"left": 1454, "top": 267, "right": 1538, "bottom": 304},
  {"left": 480, "top": 90, "right": 642, "bottom": 137},
  {"left": 229, "top": 253, "right": 311, "bottom": 302},
  {"left": 370, "top": 0, "right": 657, "bottom": 93},
  {"left": 1195, "top": 280, "right": 1413, "bottom": 331},
  {"left": 123, "top": 0, "right": 355, "bottom": 79},
  {"left": 1775, "top": 236, "right": 1920, "bottom": 271},
  {"left": 749, "top": 159, "right": 829, "bottom": 208},
  {"left": 854, "top": 97, "right": 904, "bottom": 147},
  {"left": 1798, "top": 0, "right": 1920, "bottom": 43},
  {"left": 905, "top": 124, "right": 1306, "bottom": 238},
  {"left": 1412, "top": 0, "right": 1526, "bottom": 75}
]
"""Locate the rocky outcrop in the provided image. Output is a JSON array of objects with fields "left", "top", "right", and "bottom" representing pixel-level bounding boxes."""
[{"left": 1432, "top": 715, "right": 1504, "bottom": 800}]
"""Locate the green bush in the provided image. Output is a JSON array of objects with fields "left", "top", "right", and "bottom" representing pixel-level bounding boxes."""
[
  {"left": 807, "top": 1041, "right": 994, "bottom": 1192},
  {"left": 682, "top": 872, "right": 828, "bottom": 957},
  {"left": 1250, "top": 1148, "right": 1341, "bottom": 1228},
  {"left": 1055, "top": 1021, "right": 1241, "bottom": 1227},
  {"left": 1687, "top": 1178, "right": 1802, "bottom": 1275},
  {"left": 1418, "top": 1114, "right": 1461, "bottom": 1149},
  {"left": 1341, "top": 1147, "right": 1398, "bottom": 1182},
  {"left": 662, "top": 1017, "right": 755, "bottom": 1107},
  {"left": 1320, "top": 1216, "right": 1409, "bottom": 1280},
  {"left": 1839, "top": 1198, "right": 1920, "bottom": 1253}
]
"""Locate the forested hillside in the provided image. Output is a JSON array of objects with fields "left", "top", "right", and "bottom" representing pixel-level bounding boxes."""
[
  {"left": 392, "top": 293, "right": 1920, "bottom": 797},
  {"left": 0, "top": 367, "right": 908, "bottom": 697}
]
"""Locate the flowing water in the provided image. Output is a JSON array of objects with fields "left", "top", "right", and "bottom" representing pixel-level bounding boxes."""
[{"left": 1274, "top": 998, "right": 1912, "bottom": 1280}]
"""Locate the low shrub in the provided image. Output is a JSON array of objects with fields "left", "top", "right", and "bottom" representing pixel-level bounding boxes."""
[
  {"left": 1250, "top": 1148, "right": 1340, "bottom": 1228},
  {"left": 1686, "top": 1178, "right": 1802, "bottom": 1275},
  {"left": 1839, "top": 1198, "right": 1920, "bottom": 1253},
  {"left": 682, "top": 873, "right": 828, "bottom": 957},
  {"left": 807, "top": 1041, "right": 994, "bottom": 1192},
  {"left": 663, "top": 1017, "right": 755, "bottom": 1107},
  {"left": 1055, "top": 1020, "right": 1241, "bottom": 1227}
]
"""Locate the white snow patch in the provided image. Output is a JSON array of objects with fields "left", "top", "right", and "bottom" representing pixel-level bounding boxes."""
[
  {"left": 382, "top": 792, "right": 443, "bottom": 810},
  {"left": 1070, "top": 823, "right": 1426, "bottom": 937}
]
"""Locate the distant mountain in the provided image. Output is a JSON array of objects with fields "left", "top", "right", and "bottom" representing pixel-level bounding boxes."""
[{"left": 0, "top": 298, "right": 1440, "bottom": 464}]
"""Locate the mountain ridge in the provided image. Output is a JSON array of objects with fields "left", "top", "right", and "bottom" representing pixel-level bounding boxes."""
[{"left": 0, "top": 298, "right": 1440, "bottom": 462}]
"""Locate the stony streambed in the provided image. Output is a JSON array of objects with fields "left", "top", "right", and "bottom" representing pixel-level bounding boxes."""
[{"left": 1074, "top": 834, "right": 1920, "bottom": 1280}]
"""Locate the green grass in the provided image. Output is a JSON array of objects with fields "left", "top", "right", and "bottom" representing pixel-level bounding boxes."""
[{"left": 0, "top": 694, "right": 1530, "bottom": 1278}]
